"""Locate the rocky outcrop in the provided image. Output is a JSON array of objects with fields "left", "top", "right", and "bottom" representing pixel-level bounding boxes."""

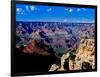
[
  {"left": 49, "top": 38, "right": 95, "bottom": 71},
  {"left": 75, "top": 38, "right": 95, "bottom": 70}
]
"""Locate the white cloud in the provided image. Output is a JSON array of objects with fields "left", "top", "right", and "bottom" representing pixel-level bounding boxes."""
[
  {"left": 16, "top": 8, "right": 22, "bottom": 12},
  {"left": 25, "top": 5, "right": 36, "bottom": 12},
  {"left": 25, "top": 5, "right": 29, "bottom": 11},
  {"left": 47, "top": 8, "right": 52, "bottom": 12},
  {"left": 16, "top": 8, "right": 24, "bottom": 15},
  {"left": 82, "top": 8, "right": 86, "bottom": 11},
  {"left": 30, "top": 6, "right": 36, "bottom": 11},
  {"left": 64, "top": 19, "right": 67, "bottom": 22},
  {"left": 69, "top": 8, "right": 73, "bottom": 12},
  {"left": 77, "top": 8, "right": 81, "bottom": 11},
  {"left": 65, "top": 8, "right": 68, "bottom": 11}
]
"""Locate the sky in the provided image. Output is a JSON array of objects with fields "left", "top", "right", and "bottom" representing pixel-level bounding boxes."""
[{"left": 16, "top": 4, "right": 95, "bottom": 23}]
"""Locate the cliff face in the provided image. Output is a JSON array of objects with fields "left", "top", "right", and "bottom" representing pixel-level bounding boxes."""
[
  {"left": 49, "top": 38, "right": 95, "bottom": 71},
  {"left": 74, "top": 39, "right": 95, "bottom": 70}
]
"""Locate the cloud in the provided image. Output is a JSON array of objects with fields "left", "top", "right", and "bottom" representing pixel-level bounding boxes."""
[
  {"left": 30, "top": 5, "right": 36, "bottom": 11},
  {"left": 25, "top": 5, "right": 36, "bottom": 11},
  {"left": 25, "top": 5, "right": 29, "bottom": 11},
  {"left": 16, "top": 8, "right": 24, "bottom": 15},
  {"left": 64, "top": 19, "right": 67, "bottom": 22},
  {"left": 82, "top": 8, "right": 86, "bottom": 11},
  {"left": 16, "top": 8, "right": 22, "bottom": 12},
  {"left": 77, "top": 8, "right": 81, "bottom": 11},
  {"left": 65, "top": 8, "right": 73, "bottom": 12},
  {"left": 69, "top": 8, "right": 73, "bottom": 12},
  {"left": 65, "top": 8, "right": 68, "bottom": 11},
  {"left": 47, "top": 8, "right": 52, "bottom": 12}
]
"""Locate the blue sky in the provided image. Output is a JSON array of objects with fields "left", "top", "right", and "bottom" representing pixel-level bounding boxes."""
[{"left": 16, "top": 4, "right": 95, "bottom": 23}]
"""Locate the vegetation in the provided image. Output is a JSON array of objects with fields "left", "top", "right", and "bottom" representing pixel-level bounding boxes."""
[
  {"left": 64, "top": 58, "right": 69, "bottom": 71},
  {"left": 68, "top": 52, "right": 76, "bottom": 69},
  {"left": 82, "top": 61, "right": 92, "bottom": 70},
  {"left": 69, "top": 52, "right": 76, "bottom": 61}
]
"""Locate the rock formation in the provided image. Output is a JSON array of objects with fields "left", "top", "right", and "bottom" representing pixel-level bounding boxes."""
[{"left": 49, "top": 38, "right": 95, "bottom": 71}]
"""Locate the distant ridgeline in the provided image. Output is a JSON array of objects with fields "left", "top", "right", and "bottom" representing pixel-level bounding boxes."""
[
  {"left": 16, "top": 21, "right": 94, "bottom": 27},
  {"left": 16, "top": 21, "right": 95, "bottom": 55}
]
